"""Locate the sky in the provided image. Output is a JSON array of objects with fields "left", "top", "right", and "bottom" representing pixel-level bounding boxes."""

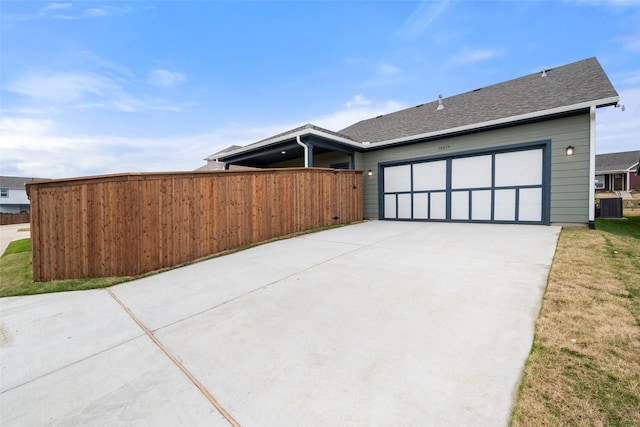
[{"left": 1, "top": 0, "right": 639, "bottom": 179}]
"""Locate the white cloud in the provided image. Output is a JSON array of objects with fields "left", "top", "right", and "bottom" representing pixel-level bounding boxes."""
[
  {"left": 620, "top": 34, "right": 640, "bottom": 53},
  {"left": 596, "top": 87, "right": 640, "bottom": 153},
  {"left": 379, "top": 64, "right": 401, "bottom": 76},
  {"left": 0, "top": 117, "right": 53, "bottom": 134},
  {"left": 40, "top": 4, "right": 133, "bottom": 20},
  {"left": 148, "top": 69, "right": 186, "bottom": 88},
  {"left": 345, "top": 94, "right": 371, "bottom": 108},
  {"left": 80, "top": 51, "right": 136, "bottom": 80},
  {"left": 0, "top": 96, "right": 408, "bottom": 178},
  {"left": 565, "top": 0, "right": 640, "bottom": 7},
  {"left": 451, "top": 48, "right": 504, "bottom": 65},
  {"left": 0, "top": 126, "right": 201, "bottom": 178},
  {"left": 42, "top": 3, "right": 72, "bottom": 11},
  {"left": 84, "top": 8, "right": 107, "bottom": 17},
  {"left": 6, "top": 70, "right": 186, "bottom": 113},
  {"left": 313, "top": 96, "right": 407, "bottom": 131},
  {"left": 396, "top": 0, "right": 450, "bottom": 40},
  {"left": 7, "top": 72, "right": 117, "bottom": 103}
]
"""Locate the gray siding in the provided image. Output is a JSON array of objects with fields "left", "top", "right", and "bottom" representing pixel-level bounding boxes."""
[{"left": 361, "top": 113, "right": 591, "bottom": 223}]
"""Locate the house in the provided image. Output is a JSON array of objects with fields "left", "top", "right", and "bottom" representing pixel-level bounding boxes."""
[
  {"left": 595, "top": 150, "right": 640, "bottom": 192},
  {"left": 196, "top": 145, "right": 246, "bottom": 171},
  {"left": 0, "top": 176, "right": 48, "bottom": 214},
  {"left": 205, "top": 57, "right": 619, "bottom": 227}
]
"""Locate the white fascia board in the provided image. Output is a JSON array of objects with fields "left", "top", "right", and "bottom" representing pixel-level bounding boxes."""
[
  {"left": 218, "top": 128, "right": 363, "bottom": 160},
  {"left": 624, "top": 162, "right": 639, "bottom": 172},
  {"left": 368, "top": 96, "right": 620, "bottom": 148},
  {"left": 596, "top": 169, "right": 627, "bottom": 174}
]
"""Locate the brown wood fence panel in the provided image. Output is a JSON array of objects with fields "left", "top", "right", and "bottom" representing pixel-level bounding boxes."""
[
  {"left": 0, "top": 213, "right": 30, "bottom": 225},
  {"left": 26, "top": 168, "right": 363, "bottom": 281}
]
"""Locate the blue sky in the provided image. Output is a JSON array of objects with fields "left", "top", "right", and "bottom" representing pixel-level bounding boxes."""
[{"left": 1, "top": 0, "right": 639, "bottom": 179}]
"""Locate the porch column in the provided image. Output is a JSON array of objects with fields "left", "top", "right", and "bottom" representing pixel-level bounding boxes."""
[{"left": 306, "top": 143, "right": 314, "bottom": 168}]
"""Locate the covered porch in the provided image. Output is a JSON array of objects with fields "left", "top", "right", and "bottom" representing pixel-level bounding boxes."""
[{"left": 217, "top": 124, "right": 365, "bottom": 170}]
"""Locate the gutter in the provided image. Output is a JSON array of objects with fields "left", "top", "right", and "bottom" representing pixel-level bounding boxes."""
[
  {"left": 219, "top": 128, "right": 363, "bottom": 160},
  {"left": 296, "top": 135, "right": 309, "bottom": 168},
  {"left": 369, "top": 96, "right": 619, "bottom": 149}
]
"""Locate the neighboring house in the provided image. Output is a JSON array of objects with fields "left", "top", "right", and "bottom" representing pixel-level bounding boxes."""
[
  {"left": 595, "top": 150, "right": 640, "bottom": 192},
  {"left": 0, "top": 176, "right": 48, "bottom": 214},
  {"left": 205, "top": 57, "right": 619, "bottom": 227}
]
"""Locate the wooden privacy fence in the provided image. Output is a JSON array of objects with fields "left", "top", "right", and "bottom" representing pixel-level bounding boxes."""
[
  {"left": 0, "top": 213, "right": 30, "bottom": 225},
  {"left": 27, "top": 168, "right": 363, "bottom": 282}
]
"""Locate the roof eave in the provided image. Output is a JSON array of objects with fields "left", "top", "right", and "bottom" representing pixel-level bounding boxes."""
[
  {"left": 218, "top": 128, "right": 363, "bottom": 160},
  {"left": 596, "top": 162, "right": 640, "bottom": 174},
  {"left": 368, "top": 96, "right": 619, "bottom": 148}
]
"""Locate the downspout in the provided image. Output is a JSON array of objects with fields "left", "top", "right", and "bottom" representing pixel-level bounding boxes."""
[
  {"left": 296, "top": 135, "right": 309, "bottom": 168},
  {"left": 588, "top": 106, "right": 596, "bottom": 229}
]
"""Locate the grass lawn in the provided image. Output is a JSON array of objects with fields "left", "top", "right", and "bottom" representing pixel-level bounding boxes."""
[
  {"left": 511, "top": 215, "right": 640, "bottom": 426},
  {"left": 0, "top": 239, "right": 133, "bottom": 297}
]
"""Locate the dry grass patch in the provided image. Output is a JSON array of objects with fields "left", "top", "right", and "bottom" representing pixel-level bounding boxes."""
[{"left": 511, "top": 218, "right": 640, "bottom": 426}]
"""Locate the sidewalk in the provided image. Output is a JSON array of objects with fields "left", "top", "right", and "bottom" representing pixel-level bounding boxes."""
[{"left": 0, "top": 223, "right": 31, "bottom": 256}]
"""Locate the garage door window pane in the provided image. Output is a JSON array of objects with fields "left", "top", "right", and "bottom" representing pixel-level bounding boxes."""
[
  {"left": 495, "top": 149, "right": 542, "bottom": 187},
  {"left": 451, "top": 191, "right": 469, "bottom": 220},
  {"left": 384, "top": 165, "right": 411, "bottom": 192},
  {"left": 413, "top": 193, "right": 428, "bottom": 219},
  {"left": 430, "top": 192, "right": 446, "bottom": 219},
  {"left": 398, "top": 193, "right": 412, "bottom": 219},
  {"left": 494, "top": 189, "right": 516, "bottom": 221},
  {"left": 518, "top": 188, "right": 542, "bottom": 221},
  {"left": 452, "top": 155, "right": 492, "bottom": 189},
  {"left": 384, "top": 195, "right": 396, "bottom": 219},
  {"left": 413, "top": 161, "right": 447, "bottom": 191},
  {"left": 471, "top": 190, "right": 492, "bottom": 220}
]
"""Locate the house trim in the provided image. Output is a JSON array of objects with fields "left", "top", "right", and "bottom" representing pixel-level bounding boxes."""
[{"left": 588, "top": 106, "right": 596, "bottom": 228}]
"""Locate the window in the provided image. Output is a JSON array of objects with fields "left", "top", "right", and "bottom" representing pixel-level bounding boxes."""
[
  {"left": 0, "top": 188, "right": 8, "bottom": 197},
  {"left": 595, "top": 175, "right": 605, "bottom": 190}
]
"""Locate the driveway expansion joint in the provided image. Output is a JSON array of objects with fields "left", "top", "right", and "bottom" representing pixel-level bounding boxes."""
[{"left": 105, "top": 288, "right": 240, "bottom": 427}]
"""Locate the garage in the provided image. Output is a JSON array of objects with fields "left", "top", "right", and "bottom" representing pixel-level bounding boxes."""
[{"left": 380, "top": 144, "right": 550, "bottom": 224}]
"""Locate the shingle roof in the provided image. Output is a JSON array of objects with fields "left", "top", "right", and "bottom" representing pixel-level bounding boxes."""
[
  {"left": 253, "top": 123, "right": 356, "bottom": 145},
  {"left": 339, "top": 57, "right": 618, "bottom": 143},
  {"left": 0, "top": 176, "right": 50, "bottom": 189},
  {"left": 595, "top": 150, "right": 640, "bottom": 173},
  {"left": 204, "top": 145, "right": 244, "bottom": 160}
]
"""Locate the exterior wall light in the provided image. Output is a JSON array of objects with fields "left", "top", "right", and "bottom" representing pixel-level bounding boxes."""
[
  {"left": 367, "top": 169, "right": 373, "bottom": 177},
  {"left": 566, "top": 146, "right": 574, "bottom": 156}
]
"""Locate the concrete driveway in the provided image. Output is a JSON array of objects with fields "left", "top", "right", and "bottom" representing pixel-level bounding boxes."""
[{"left": 0, "top": 221, "right": 560, "bottom": 426}]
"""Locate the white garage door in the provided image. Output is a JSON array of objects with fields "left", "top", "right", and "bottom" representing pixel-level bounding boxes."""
[{"left": 382, "top": 148, "right": 545, "bottom": 224}]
